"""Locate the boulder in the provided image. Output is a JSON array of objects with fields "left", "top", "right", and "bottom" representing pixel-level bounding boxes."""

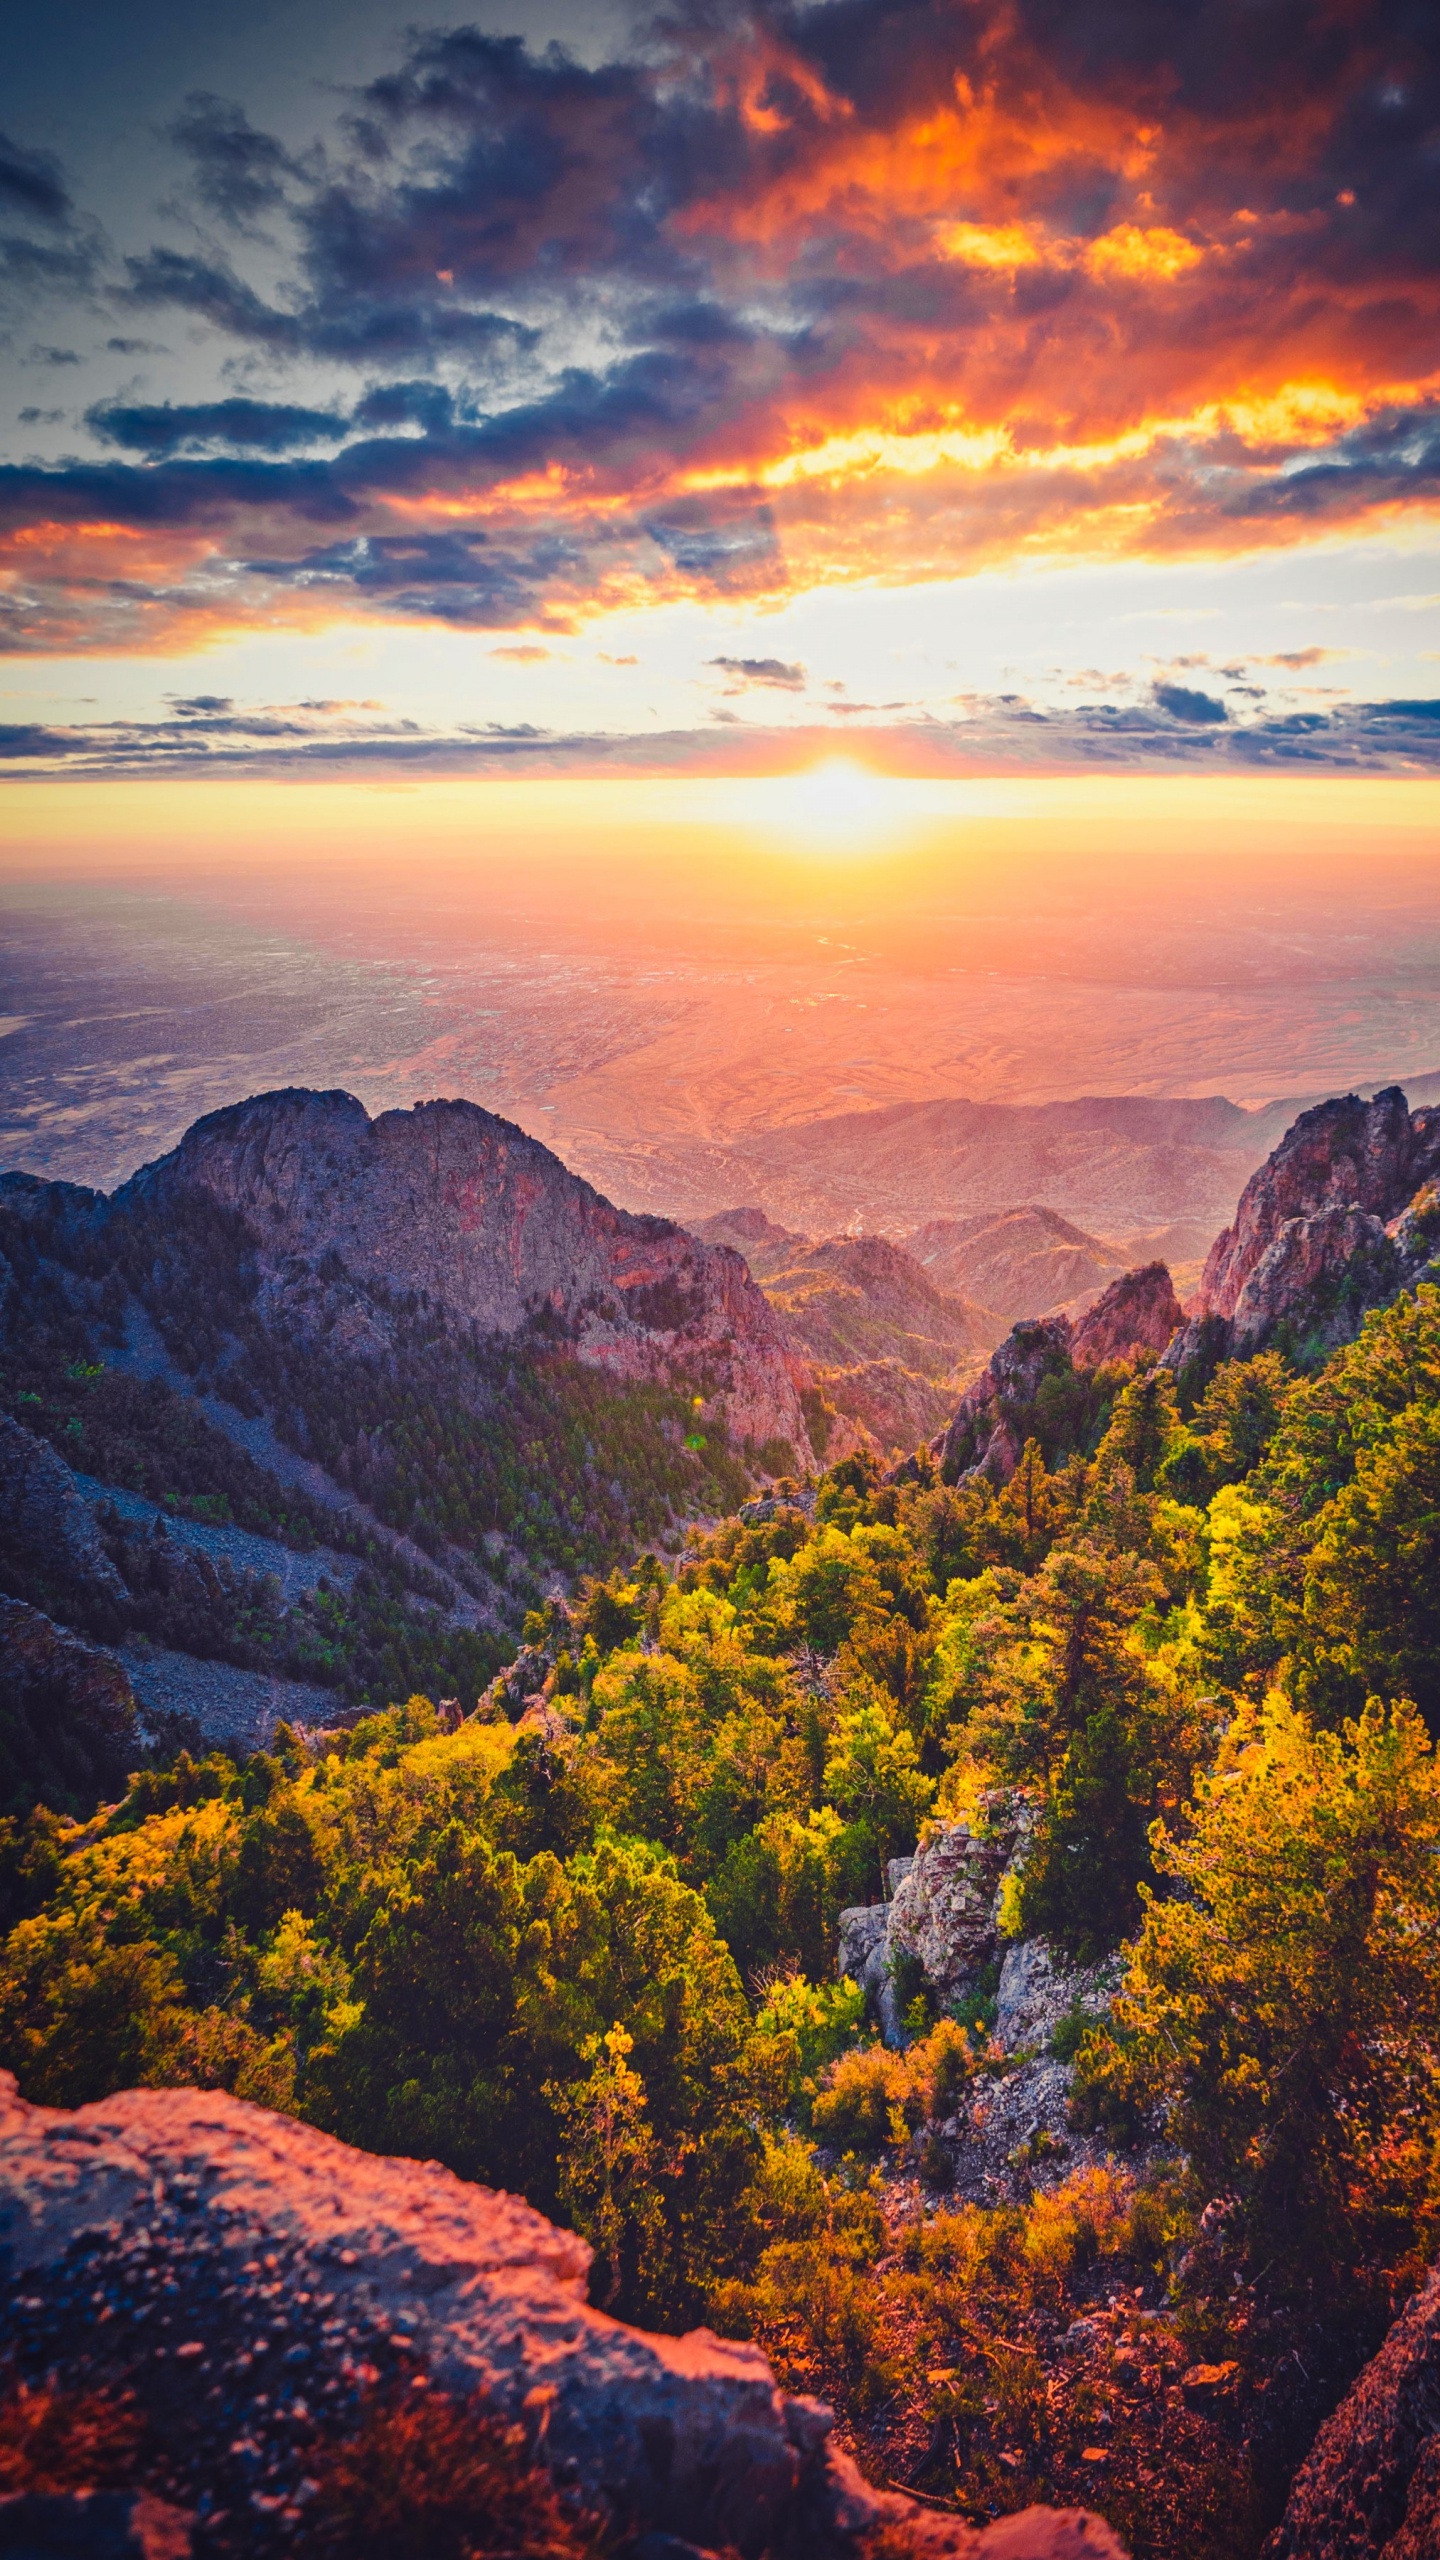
[
  {"left": 0, "top": 2074, "right": 1124, "bottom": 2560},
  {"left": 1262, "top": 2258, "right": 1440, "bottom": 2560},
  {"left": 838, "top": 1902, "right": 902, "bottom": 2043},
  {"left": 888, "top": 1816, "right": 1018, "bottom": 2003}
]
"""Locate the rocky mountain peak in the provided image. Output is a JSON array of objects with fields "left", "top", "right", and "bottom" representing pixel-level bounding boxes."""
[
  {"left": 1169, "top": 1086, "right": 1440, "bottom": 1371},
  {"left": 934, "top": 1264, "right": 1182, "bottom": 1484},
  {"left": 1070, "top": 1263, "right": 1183, "bottom": 1369},
  {"left": 119, "top": 1089, "right": 808, "bottom": 1455}
]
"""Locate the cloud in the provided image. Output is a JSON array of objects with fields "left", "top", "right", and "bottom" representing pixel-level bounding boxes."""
[
  {"left": 7, "top": 2, "right": 1440, "bottom": 653},
  {"left": 1250, "top": 647, "right": 1348, "bottom": 670},
  {"left": 168, "top": 93, "right": 306, "bottom": 230},
  {"left": 3, "top": 679, "right": 1440, "bottom": 781},
  {"left": 1152, "top": 681, "right": 1228, "bottom": 725},
  {"left": 708, "top": 655, "right": 807, "bottom": 689},
  {"left": 87, "top": 397, "right": 350, "bottom": 458},
  {"left": 490, "top": 643, "right": 553, "bottom": 662},
  {"left": 0, "top": 132, "right": 71, "bottom": 226}
]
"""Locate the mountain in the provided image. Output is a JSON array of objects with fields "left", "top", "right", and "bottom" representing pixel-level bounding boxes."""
[
  {"left": 0, "top": 1089, "right": 812, "bottom": 1758},
  {"left": 694, "top": 1204, "right": 813, "bottom": 1284},
  {"left": 671, "top": 1091, "right": 1308, "bottom": 1240},
  {"left": 904, "top": 1205, "right": 1126, "bottom": 1323},
  {"left": 695, "top": 1214, "right": 996, "bottom": 1457},
  {"left": 114, "top": 1088, "right": 806, "bottom": 1453},
  {"left": 1168, "top": 1086, "right": 1440, "bottom": 1374},
  {"left": 935, "top": 1263, "right": 1185, "bottom": 1484}
]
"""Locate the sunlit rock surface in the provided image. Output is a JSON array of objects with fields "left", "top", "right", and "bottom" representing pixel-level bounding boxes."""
[{"left": 0, "top": 2073, "right": 1127, "bottom": 2559}]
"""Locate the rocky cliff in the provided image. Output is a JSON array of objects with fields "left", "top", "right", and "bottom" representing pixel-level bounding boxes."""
[
  {"left": 0, "top": 2072, "right": 1124, "bottom": 2560},
  {"left": 0, "top": 1596, "right": 141, "bottom": 1820},
  {"left": 1169, "top": 1088, "right": 1440, "bottom": 1373},
  {"left": 118, "top": 1090, "right": 807, "bottom": 1455},
  {"left": 934, "top": 1265, "right": 1182, "bottom": 1485}
]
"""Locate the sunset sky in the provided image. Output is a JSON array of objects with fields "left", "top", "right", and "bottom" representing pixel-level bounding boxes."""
[
  {"left": 3, "top": 0, "right": 1440, "bottom": 1202},
  {"left": 2, "top": 0, "right": 1439, "bottom": 787}
]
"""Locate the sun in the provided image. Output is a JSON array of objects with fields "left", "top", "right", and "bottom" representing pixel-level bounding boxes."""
[{"left": 731, "top": 757, "right": 915, "bottom": 847}]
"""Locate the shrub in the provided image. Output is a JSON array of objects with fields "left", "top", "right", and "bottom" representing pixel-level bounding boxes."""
[
  {"left": 307, "top": 2390, "right": 604, "bottom": 2559},
  {"left": 811, "top": 2041, "right": 917, "bottom": 2154},
  {"left": 0, "top": 2382, "right": 143, "bottom": 2493},
  {"left": 910, "top": 2014, "right": 974, "bottom": 2122},
  {"left": 1082, "top": 1694, "right": 1440, "bottom": 2305}
]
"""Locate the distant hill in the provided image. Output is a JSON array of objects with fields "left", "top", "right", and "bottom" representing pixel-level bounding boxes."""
[
  {"left": 904, "top": 1205, "right": 1125, "bottom": 1322},
  {"left": 724, "top": 1092, "right": 1307, "bottom": 1238},
  {"left": 696, "top": 1213, "right": 995, "bottom": 1457}
]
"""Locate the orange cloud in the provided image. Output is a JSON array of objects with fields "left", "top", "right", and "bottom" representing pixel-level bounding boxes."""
[{"left": 4, "top": 2, "right": 1439, "bottom": 655}]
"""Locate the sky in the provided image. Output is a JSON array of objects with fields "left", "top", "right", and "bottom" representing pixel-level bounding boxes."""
[
  {"left": 1, "top": 0, "right": 1439, "bottom": 1205},
  {"left": 1, "top": 0, "right": 1439, "bottom": 783}
]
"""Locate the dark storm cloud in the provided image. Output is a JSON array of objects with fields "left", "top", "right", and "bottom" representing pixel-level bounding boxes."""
[
  {"left": 169, "top": 93, "right": 306, "bottom": 230},
  {"left": 87, "top": 396, "right": 351, "bottom": 457},
  {"left": 0, "top": 132, "right": 72, "bottom": 226}
]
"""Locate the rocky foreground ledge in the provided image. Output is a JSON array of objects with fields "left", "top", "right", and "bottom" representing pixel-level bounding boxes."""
[{"left": 0, "top": 2073, "right": 1121, "bottom": 2559}]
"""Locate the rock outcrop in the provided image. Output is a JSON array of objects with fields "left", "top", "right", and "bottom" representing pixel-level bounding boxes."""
[
  {"left": 0, "top": 1411, "right": 127, "bottom": 1608},
  {"left": 888, "top": 1816, "right": 1019, "bottom": 2001},
  {"left": 0, "top": 2073, "right": 1124, "bottom": 2560},
  {"left": 1169, "top": 1088, "right": 1440, "bottom": 1373},
  {"left": 1263, "top": 2257, "right": 1440, "bottom": 2560},
  {"left": 933, "top": 1264, "right": 1179, "bottom": 1485},
  {"left": 0, "top": 1596, "right": 141, "bottom": 1820},
  {"left": 115, "top": 1089, "right": 809, "bottom": 1456},
  {"left": 995, "top": 1939, "right": 1119, "bottom": 2054},
  {"left": 935, "top": 1318, "right": 1075, "bottom": 1484},
  {"left": 839, "top": 1812, "right": 1024, "bottom": 2045},
  {"left": 1069, "top": 1264, "right": 1182, "bottom": 1369}
]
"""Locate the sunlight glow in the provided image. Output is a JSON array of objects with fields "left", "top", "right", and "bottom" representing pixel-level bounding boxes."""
[{"left": 719, "top": 758, "right": 939, "bottom": 846}]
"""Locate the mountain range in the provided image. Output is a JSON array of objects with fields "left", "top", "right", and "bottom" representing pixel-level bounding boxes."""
[{"left": 6, "top": 1076, "right": 1440, "bottom": 1784}]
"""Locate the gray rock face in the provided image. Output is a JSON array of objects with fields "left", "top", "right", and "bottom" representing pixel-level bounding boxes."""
[
  {"left": 0, "top": 2073, "right": 1124, "bottom": 2560},
  {"left": 1262, "top": 2257, "right": 1440, "bottom": 2560},
  {"left": 838, "top": 1902, "right": 900, "bottom": 2041},
  {"left": 0, "top": 1412, "right": 127, "bottom": 1604},
  {"left": 117, "top": 1089, "right": 808, "bottom": 1456},
  {"left": 0, "top": 1596, "right": 140, "bottom": 1813},
  {"left": 839, "top": 1816, "right": 1020, "bottom": 2048},
  {"left": 1170, "top": 1088, "right": 1440, "bottom": 1373},
  {"left": 996, "top": 1940, "right": 1119, "bottom": 2055},
  {"left": 936, "top": 1318, "right": 1075, "bottom": 1483},
  {"left": 888, "top": 1814, "right": 1018, "bottom": 2000}
]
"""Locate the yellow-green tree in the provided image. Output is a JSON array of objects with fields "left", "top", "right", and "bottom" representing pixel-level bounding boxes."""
[
  {"left": 1086, "top": 1695, "right": 1440, "bottom": 2305},
  {"left": 548, "top": 2026, "right": 663, "bottom": 2308}
]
